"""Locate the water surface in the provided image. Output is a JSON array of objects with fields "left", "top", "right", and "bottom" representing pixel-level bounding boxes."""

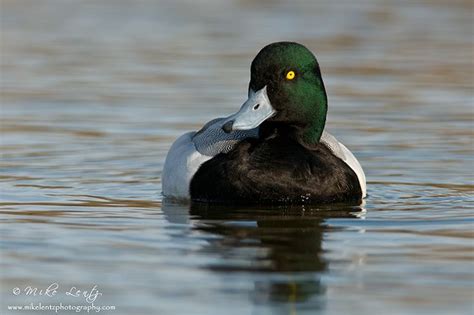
[{"left": 1, "top": 0, "right": 473, "bottom": 314}]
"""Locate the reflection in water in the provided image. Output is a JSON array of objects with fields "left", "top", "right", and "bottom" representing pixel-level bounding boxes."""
[{"left": 163, "top": 200, "right": 364, "bottom": 313}]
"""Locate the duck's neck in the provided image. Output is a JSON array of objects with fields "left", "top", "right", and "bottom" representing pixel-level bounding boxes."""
[
  {"left": 297, "top": 107, "right": 327, "bottom": 146},
  {"left": 297, "top": 78, "right": 328, "bottom": 146},
  {"left": 284, "top": 94, "right": 328, "bottom": 147},
  {"left": 260, "top": 109, "right": 327, "bottom": 148}
]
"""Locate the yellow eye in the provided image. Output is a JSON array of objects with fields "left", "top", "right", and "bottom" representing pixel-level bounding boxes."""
[{"left": 286, "top": 70, "right": 295, "bottom": 80}]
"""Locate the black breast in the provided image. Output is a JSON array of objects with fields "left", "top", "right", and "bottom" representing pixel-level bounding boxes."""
[{"left": 190, "top": 135, "right": 362, "bottom": 204}]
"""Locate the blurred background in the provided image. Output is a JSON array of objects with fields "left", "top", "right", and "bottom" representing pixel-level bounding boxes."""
[{"left": 1, "top": 1, "right": 473, "bottom": 315}]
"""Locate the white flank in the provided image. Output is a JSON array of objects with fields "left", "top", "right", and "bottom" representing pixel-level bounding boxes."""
[
  {"left": 321, "top": 131, "right": 367, "bottom": 198},
  {"left": 162, "top": 132, "right": 212, "bottom": 200}
]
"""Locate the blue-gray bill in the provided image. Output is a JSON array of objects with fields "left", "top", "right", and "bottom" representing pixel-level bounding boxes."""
[{"left": 222, "top": 86, "right": 276, "bottom": 133}]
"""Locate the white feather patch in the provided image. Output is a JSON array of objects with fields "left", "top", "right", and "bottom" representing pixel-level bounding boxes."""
[
  {"left": 162, "top": 132, "right": 212, "bottom": 200},
  {"left": 321, "top": 131, "right": 367, "bottom": 198}
]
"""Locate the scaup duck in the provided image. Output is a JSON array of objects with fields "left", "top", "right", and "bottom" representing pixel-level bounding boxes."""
[{"left": 162, "top": 42, "right": 366, "bottom": 204}]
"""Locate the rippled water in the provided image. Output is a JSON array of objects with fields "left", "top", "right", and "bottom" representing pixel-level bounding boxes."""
[{"left": 1, "top": 0, "right": 473, "bottom": 314}]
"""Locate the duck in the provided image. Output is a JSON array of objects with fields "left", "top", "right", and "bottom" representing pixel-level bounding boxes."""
[{"left": 162, "top": 42, "right": 366, "bottom": 204}]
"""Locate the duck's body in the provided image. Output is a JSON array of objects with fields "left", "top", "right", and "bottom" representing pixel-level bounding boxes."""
[
  {"left": 162, "top": 118, "right": 366, "bottom": 203},
  {"left": 162, "top": 42, "right": 366, "bottom": 204}
]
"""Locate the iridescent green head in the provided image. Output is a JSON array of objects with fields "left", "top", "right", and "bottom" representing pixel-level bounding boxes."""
[{"left": 222, "top": 42, "right": 328, "bottom": 145}]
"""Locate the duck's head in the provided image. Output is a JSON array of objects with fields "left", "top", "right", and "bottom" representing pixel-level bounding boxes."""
[{"left": 222, "top": 42, "right": 328, "bottom": 145}]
